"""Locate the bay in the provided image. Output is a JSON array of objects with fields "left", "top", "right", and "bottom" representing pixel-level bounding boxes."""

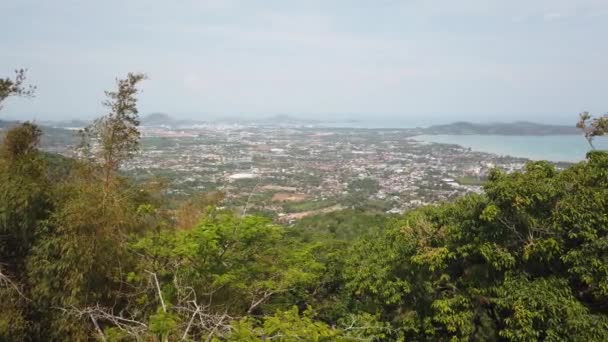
[{"left": 413, "top": 134, "right": 608, "bottom": 162}]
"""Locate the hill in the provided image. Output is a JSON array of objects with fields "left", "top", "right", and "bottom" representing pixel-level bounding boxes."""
[
  {"left": 423, "top": 121, "right": 579, "bottom": 135},
  {"left": 141, "top": 112, "right": 173, "bottom": 126},
  {"left": 0, "top": 119, "right": 77, "bottom": 148}
]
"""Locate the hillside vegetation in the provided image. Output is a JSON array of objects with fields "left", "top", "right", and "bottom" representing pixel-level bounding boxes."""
[{"left": 1, "top": 71, "right": 608, "bottom": 341}]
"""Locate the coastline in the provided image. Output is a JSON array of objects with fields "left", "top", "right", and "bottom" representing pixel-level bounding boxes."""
[{"left": 411, "top": 134, "right": 608, "bottom": 163}]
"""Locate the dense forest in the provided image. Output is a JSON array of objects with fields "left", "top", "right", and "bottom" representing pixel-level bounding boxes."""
[{"left": 1, "top": 71, "right": 608, "bottom": 341}]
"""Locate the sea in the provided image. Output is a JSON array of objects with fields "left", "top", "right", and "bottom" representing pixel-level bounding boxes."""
[
  {"left": 318, "top": 119, "right": 608, "bottom": 162},
  {"left": 413, "top": 135, "right": 608, "bottom": 163}
]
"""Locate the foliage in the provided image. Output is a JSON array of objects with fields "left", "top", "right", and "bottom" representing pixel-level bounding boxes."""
[
  {"left": 229, "top": 306, "right": 342, "bottom": 341},
  {"left": 174, "top": 191, "right": 225, "bottom": 229},
  {"left": 0, "top": 123, "right": 49, "bottom": 263},
  {"left": 283, "top": 198, "right": 338, "bottom": 213},
  {"left": 455, "top": 175, "right": 487, "bottom": 186},
  {"left": 79, "top": 72, "right": 147, "bottom": 187},
  {"left": 345, "top": 178, "right": 380, "bottom": 208},
  {"left": 229, "top": 306, "right": 390, "bottom": 341},
  {"left": 290, "top": 209, "right": 388, "bottom": 242},
  {"left": 2, "top": 143, "right": 608, "bottom": 340},
  {"left": 344, "top": 153, "right": 608, "bottom": 340}
]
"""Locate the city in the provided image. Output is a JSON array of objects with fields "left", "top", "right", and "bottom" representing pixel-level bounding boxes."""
[{"left": 115, "top": 124, "right": 533, "bottom": 222}]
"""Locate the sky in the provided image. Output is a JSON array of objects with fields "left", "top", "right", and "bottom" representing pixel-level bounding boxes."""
[{"left": 1, "top": 0, "right": 607, "bottom": 124}]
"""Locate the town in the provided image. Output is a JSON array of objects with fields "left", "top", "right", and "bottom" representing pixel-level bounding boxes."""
[{"left": 117, "top": 124, "right": 532, "bottom": 222}]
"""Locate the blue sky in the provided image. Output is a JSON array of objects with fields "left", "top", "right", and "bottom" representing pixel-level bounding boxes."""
[{"left": 1, "top": 0, "right": 607, "bottom": 124}]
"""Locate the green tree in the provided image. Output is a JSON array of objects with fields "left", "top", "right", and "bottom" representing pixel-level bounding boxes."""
[
  {"left": 229, "top": 306, "right": 390, "bottom": 341},
  {"left": 0, "top": 123, "right": 52, "bottom": 341},
  {"left": 344, "top": 152, "right": 608, "bottom": 340},
  {"left": 80, "top": 72, "right": 147, "bottom": 189},
  {"left": 344, "top": 178, "right": 380, "bottom": 209},
  {"left": 21, "top": 72, "right": 149, "bottom": 340},
  {"left": 0, "top": 70, "right": 44, "bottom": 341},
  {"left": 75, "top": 210, "right": 325, "bottom": 340},
  {"left": 229, "top": 306, "right": 343, "bottom": 341},
  {"left": 0, "top": 123, "right": 49, "bottom": 265}
]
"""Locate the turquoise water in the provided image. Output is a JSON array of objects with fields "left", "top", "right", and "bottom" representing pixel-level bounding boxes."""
[{"left": 413, "top": 135, "right": 608, "bottom": 162}]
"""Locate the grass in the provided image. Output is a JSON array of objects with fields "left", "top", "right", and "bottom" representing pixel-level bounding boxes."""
[
  {"left": 283, "top": 199, "right": 338, "bottom": 213},
  {"left": 456, "top": 176, "right": 487, "bottom": 186}
]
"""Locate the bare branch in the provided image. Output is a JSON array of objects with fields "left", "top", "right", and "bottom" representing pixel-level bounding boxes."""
[
  {"left": 60, "top": 304, "right": 148, "bottom": 339},
  {"left": 89, "top": 314, "right": 107, "bottom": 342},
  {"left": 181, "top": 305, "right": 200, "bottom": 341},
  {"left": 242, "top": 179, "right": 262, "bottom": 216},
  {"left": 577, "top": 112, "right": 608, "bottom": 150},
  {"left": 146, "top": 270, "right": 167, "bottom": 312},
  {"left": 0, "top": 267, "right": 29, "bottom": 301}
]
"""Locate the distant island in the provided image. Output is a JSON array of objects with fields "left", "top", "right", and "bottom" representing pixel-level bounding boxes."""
[{"left": 421, "top": 121, "right": 579, "bottom": 136}]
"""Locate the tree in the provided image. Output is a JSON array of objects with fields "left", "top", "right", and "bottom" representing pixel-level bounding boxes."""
[
  {"left": 175, "top": 191, "right": 225, "bottom": 230},
  {"left": 229, "top": 306, "right": 343, "bottom": 341},
  {"left": 0, "top": 71, "right": 44, "bottom": 341},
  {"left": 15, "top": 72, "right": 148, "bottom": 339},
  {"left": 576, "top": 111, "right": 608, "bottom": 149},
  {"left": 343, "top": 152, "right": 608, "bottom": 341},
  {"left": 1, "top": 121, "right": 42, "bottom": 160},
  {"left": 0, "top": 123, "right": 52, "bottom": 341},
  {"left": 344, "top": 178, "right": 380, "bottom": 209},
  {"left": 80, "top": 72, "right": 147, "bottom": 188},
  {"left": 0, "top": 69, "right": 36, "bottom": 111}
]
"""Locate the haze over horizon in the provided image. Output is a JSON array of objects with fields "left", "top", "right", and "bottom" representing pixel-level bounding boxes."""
[{"left": 2, "top": 0, "right": 607, "bottom": 124}]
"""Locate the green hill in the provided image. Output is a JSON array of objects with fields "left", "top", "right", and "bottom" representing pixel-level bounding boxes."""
[{"left": 424, "top": 121, "right": 579, "bottom": 135}]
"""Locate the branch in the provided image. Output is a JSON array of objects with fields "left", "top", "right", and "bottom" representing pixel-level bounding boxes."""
[
  {"left": 90, "top": 313, "right": 107, "bottom": 342},
  {"left": 146, "top": 271, "right": 166, "bottom": 312},
  {"left": 59, "top": 304, "right": 148, "bottom": 338},
  {"left": 0, "top": 267, "right": 29, "bottom": 301},
  {"left": 498, "top": 217, "right": 525, "bottom": 243},
  {"left": 204, "top": 313, "right": 228, "bottom": 342},
  {"left": 248, "top": 288, "right": 286, "bottom": 314},
  {"left": 242, "top": 179, "right": 262, "bottom": 216}
]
